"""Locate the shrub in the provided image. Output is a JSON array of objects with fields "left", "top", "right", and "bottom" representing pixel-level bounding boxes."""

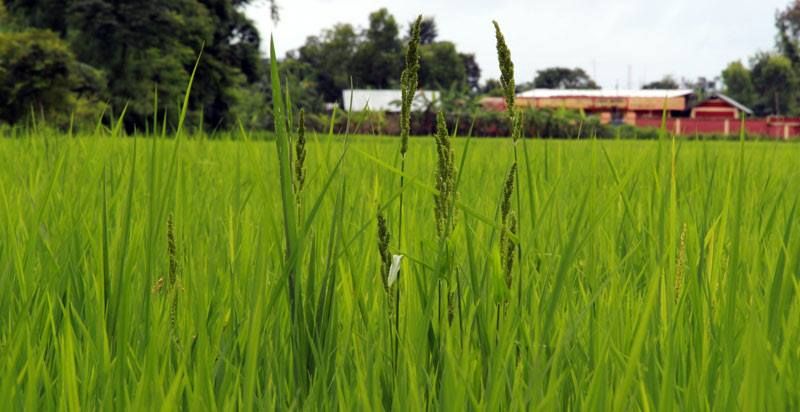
[
  {"left": 0, "top": 29, "right": 75, "bottom": 124},
  {"left": 0, "top": 29, "right": 106, "bottom": 128}
]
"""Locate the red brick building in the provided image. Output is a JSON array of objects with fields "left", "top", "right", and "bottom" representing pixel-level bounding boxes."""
[
  {"left": 501, "top": 89, "right": 800, "bottom": 139},
  {"left": 690, "top": 94, "right": 753, "bottom": 119},
  {"left": 515, "top": 89, "right": 694, "bottom": 125}
]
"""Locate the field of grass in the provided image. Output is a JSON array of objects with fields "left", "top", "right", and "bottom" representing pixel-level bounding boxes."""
[{"left": 2, "top": 131, "right": 800, "bottom": 410}]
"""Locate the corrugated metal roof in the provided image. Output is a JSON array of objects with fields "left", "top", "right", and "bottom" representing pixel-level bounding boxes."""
[
  {"left": 517, "top": 89, "right": 694, "bottom": 99},
  {"left": 710, "top": 93, "right": 754, "bottom": 115},
  {"left": 341, "top": 89, "right": 440, "bottom": 112}
]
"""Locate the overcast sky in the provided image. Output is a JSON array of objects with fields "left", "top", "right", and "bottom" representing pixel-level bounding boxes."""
[{"left": 245, "top": 0, "right": 788, "bottom": 89}]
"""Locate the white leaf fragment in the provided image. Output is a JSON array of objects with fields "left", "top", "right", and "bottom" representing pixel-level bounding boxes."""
[{"left": 388, "top": 254, "right": 403, "bottom": 287}]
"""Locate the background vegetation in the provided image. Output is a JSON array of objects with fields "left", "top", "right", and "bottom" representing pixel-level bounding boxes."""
[
  {"left": 1, "top": 0, "right": 264, "bottom": 131},
  {"left": 5, "top": 1, "right": 800, "bottom": 133}
]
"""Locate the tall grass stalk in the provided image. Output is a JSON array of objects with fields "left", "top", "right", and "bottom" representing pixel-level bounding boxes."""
[
  {"left": 390, "top": 14, "right": 422, "bottom": 369},
  {"left": 398, "top": 15, "right": 422, "bottom": 249},
  {"left": 493, "top": 20, "right": 524, "bottom": 312}
]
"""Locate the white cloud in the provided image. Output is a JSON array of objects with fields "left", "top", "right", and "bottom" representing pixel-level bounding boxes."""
[{"left": 246, "top": 0, "right": 787, "bottom": 88}]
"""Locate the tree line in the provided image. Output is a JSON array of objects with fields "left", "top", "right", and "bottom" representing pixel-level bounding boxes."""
[
  {"left": 275, "top": 10, "right": 481, "bottom": 114},
  {"left": 0, "top": 3, "right": 483, "bottom": 131},
  {"left": 4, "top": 1, "right": 800, "bottom": 132}
]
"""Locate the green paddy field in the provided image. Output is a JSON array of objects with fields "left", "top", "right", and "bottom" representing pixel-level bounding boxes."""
[{"left": 2, "top": 134, "right": 799, "bottom": 410}]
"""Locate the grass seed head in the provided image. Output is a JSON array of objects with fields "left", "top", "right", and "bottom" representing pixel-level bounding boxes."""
[
  {"left": 502, "top": 212, "right": 517, "bottom": 288},
  {"left": 434, "top": 111, "right": 456, "bottom": 239},
  {"left": 499, "top": 164, "right": 518, "bottom": 288},
  {"left": 400, "top": 15, "right": 423, "bottom": 156},
  {"left": 511, "top": 109, "right": 523, "bottom": 142},
  {"left": 675, "top": 223, "right": 687, "bottom": 302},
  {"left": 294, "top": 108, "right": 306, "bottom": 195},
  {"left": 166, "top": 214, "right": 180, "bottom": 347},
  {"left": 501, "top": 163, "right": 516, "bottom": 220},
  {"left": 377, "top": 211, "right": 392, "bottom": 291},
  {"left": 167, "top": 213, "right": 178, "bottom": 288},
  {"left": 493, "top": 21, "right": 515, "bottom": 115}
]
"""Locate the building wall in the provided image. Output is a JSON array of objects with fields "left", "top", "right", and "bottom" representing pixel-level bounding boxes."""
[
  {"left": 693, "top": 108, "right": 738, "bottom": 119},
  {"left": 691, "top": 100, "right": 740, "bottom": 119},
  {"left": 636, "top": 118, "right": 800, "bottom": 139}
]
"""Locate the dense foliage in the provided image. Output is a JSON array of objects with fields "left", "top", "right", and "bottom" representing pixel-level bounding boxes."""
[
  {"left": 642, "top": 75, "right": 680, "bottom": 90},
  {"left": 2, "top": 0, "right": 263, "bottom": 130},
  {"left": 283, "top": 8, "right": 481, "bottom": 109},
  {"left": 0, "top": 29, "right": 95, "bottom": 125},
  {"left": 531, "top": 67, "right": 600, "bottom": 90},
  {"left": 6, "top": 0, "right": 800, "bottom": 132}
]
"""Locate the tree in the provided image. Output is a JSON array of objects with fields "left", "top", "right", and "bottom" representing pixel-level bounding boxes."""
[
  {"left": 191, "top": 0, "right": 264, "bottom": 129},
  {"left": 5, "top": 0, "right": 264, "bottom": 130},
  {"left": 0, "top": 29, "right": 103, "bottom": 125},
  {"left": 295, "top": 24, "right": 358, "bottom": 103},
  {"left": 642, "top": 75, "right": 680, "bottom": 89},
  {"left": 0, "top": 2, "right": 6, "bottom": 22},
  {"left": 776, "top": 1, "right": 800, "bottom": 68},
  {"left": 287, "top": 11, "right": 479, "bottom": 106},
  {"left": 722, "top": 61, "right": 756, "bottom": 108},
  {"left": 5, "top": 0, "right": 69, "bottom": 35},
  {"left": 533, "top": 67, "right": 599, "bottom": 89},
  {"left": 350, "top": 8, "right": 402, "bottom": 89},
  {"left": 418, "top": 41, "right": 466, "bottom": 89},
  {"left": 751, "top": 53, "right": 799, "bottom": 116}
]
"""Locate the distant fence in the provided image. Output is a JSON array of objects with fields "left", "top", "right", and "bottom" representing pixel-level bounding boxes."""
[{"left": 636, "top": 117, "right": 800, "bottom": 140}]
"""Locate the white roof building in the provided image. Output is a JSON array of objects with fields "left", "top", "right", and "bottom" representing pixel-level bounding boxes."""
[
  {"left": 517, "top": 89, "right": 694, "bottom": 99},
  {"left": 341, "top": 89, "right": 440, "bottom": 112}
]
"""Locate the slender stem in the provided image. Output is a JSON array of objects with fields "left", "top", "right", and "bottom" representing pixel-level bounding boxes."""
[
  {"left": 395, "top": 154, "right": 406, "bottom": 369},
  {"left": 399, "top": 155, "right": 405, "bottom": 253},
  {"left": 513, "top": 144, "right": 523, "bottom": 309}
]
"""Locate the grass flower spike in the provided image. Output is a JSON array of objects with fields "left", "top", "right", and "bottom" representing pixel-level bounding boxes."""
[
  {"left": 434, "top": 111, "right": 456, "bottom": 239},
  {"left": 294, "top": 108, "right": 307, "bottom": 196},
  {"left": 400, "top": 15, "right": 423, "bottom": 156},
  {"left": 493, "top": 20, "right": 515, "bottom": 115}
]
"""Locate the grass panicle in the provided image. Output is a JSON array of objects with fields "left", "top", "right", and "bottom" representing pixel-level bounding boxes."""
[
  {"left": 377, "top": 211, "right": 392, "bottom": 292},
  {"left": 675, "top": 222, "right": 687, "bottom": 302},
  {"left": 167, "top": 213, "right": 178, "bottom": 289},
  {"left": 493, "top": 20, "right": 515, "bottom": 115},
  {"left": 400, "top": 15, "right": 423, "bottom": 156},
  {"left": 494, "top": 20, "right": 524, "bottom": 311},
  {"left": 499, "top": 164, "right": 517, "bottom": 288},
  {"left": 511, "top": 109, "right": 523, "bottom": 142},
  {"left": 167, "top": 213, "right": 180, "bottom": 347},
  {"left": 503, "top": 212, "right": 517, "bottom": 288},
  {"left": 434, "top": 111, "right": 456, "bottom": 240},
  {"left": 500, "top": 163, "right": 516, "bottom": 221},
  {"left": 295, "top": 108, "right": 307, "bottom": 197}
]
